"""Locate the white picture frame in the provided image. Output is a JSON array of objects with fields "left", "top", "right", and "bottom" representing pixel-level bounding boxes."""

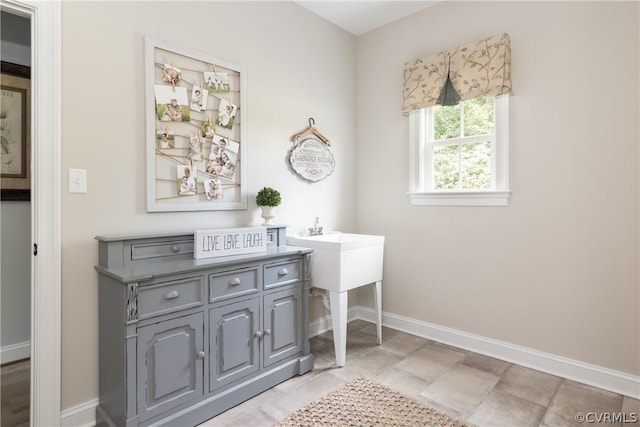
[{"left": 145, "top": 36, "right": 247, "bottom": 212}]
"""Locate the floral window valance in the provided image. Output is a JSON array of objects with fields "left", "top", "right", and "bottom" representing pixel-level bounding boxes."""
[{"left": 402, "top": 33, "right": 512, "bottom": 115}]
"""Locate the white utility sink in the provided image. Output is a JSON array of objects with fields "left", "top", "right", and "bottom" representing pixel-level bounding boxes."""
[
  {"left": 287, "top": 232, "right": 385, "bottom": 367},
  {"left": 288, "top": 232, "right": 384, "bottom": 292}
]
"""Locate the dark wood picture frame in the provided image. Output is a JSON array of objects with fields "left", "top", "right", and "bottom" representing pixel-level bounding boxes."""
[{"left": 1, "top": 61, "right": 31, "bottom": 201}]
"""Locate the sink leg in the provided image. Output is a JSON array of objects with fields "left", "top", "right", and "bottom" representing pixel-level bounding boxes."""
[
  {"left": 373, "top": 281, "right": 382, "bottom": 344},
  {"left": 329, "top": 291, "right": 348, "bottom": 367}
]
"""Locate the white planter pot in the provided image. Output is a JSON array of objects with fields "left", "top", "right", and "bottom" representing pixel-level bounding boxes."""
[{"left": 260, "top": 206, "right": 276, "bottom": 225}]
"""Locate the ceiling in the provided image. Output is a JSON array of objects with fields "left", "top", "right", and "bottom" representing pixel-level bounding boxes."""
[{"left": 295, "top": 1, "right": 441, "bottom": 36}]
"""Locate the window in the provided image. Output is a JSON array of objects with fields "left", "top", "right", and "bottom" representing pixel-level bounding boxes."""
[{"left": 408, "top": 95, "right": 510, "bottom": 206}]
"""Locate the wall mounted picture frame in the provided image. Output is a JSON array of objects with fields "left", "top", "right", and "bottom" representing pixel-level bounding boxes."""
[
  {"left": 1, "top": 62, "right": 31, "bottom": 201},
  {"left": 145, "top": 37, "right": 247, "bottom": 212}
]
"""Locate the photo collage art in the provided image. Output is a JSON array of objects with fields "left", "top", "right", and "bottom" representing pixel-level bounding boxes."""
[{"left": 153, "top": 48, "right": 240, "bottom": 203}]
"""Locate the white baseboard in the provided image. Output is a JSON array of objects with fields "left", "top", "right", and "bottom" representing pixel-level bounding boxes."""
[
  {"left": 1, "top": 340, "right": 30, "bottom": 364},
  {"left": 60, "top": 305, "right": 639, "bottom": 425},
  {"left": 60, "top": 398, "right": 98, "bottom": 427},
  {"left": 308, "top": 305, "right": 361, "bottom": 337},
  {"left": 352, "top": 305, "right": 640, "bottom": 399}
]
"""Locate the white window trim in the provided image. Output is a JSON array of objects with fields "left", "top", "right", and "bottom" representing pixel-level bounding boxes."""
[{"left": 408, "top": 96, "right": 510, "bottom": 206}]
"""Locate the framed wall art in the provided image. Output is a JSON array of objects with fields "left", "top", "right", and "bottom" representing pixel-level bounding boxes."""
[
  {"left": 145, "top": 37, "right": 247, "bottom": 212},
  {"left": 1, "top": 62, "right": 31, "bottom": 201}
]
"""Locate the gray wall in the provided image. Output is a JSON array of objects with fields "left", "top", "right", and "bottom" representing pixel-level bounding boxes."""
[
  {"left": 0, "top": 203, "right": 31, "bottom": 347},
  {"left": 1, "top": 11, "right": 31, "bottom": 359}
]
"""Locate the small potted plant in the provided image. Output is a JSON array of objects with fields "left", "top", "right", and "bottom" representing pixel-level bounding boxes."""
[{"left": 256, "top": 187, "right": 281, "bottom": 225}]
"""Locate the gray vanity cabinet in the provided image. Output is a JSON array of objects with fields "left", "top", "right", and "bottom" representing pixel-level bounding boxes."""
[
  {"left": 263, "top": 286, "right": 303, "bottom": 367},
  {"left": 210, "top": 297, "right": 260, "bottom": 390},
  {"left": 95, "top": 226, "right": 314, "bottom": 427},
  {"left": 136, "top": 312, "right": 204, "bottom": 422}
]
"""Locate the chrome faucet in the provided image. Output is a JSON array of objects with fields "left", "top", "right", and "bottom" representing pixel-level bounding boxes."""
[{"left": 308, "top": 217, "right": 323, "bottom": 236}]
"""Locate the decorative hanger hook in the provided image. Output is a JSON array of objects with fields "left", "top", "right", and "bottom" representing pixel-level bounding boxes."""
[{"left": 309, "top": 117, "right": 315, "bottom": 127}]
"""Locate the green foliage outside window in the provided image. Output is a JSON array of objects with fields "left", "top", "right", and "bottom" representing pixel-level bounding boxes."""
[{"left": 432, "top": 97, "right": 494, "bottom": 190}]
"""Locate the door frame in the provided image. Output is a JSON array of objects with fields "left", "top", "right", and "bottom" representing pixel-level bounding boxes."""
[{"left": 2, "top": 0, "right": 62, "bottom": 425}]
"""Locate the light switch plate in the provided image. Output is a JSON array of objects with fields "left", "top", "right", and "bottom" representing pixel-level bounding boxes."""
[{"left": 69, "top": 169, "right": 87, "bottom": 193}]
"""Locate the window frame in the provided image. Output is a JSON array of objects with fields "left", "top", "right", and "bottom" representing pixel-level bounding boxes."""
[{"left": 408, "top": 95, "right": 510, "bottom": 206}]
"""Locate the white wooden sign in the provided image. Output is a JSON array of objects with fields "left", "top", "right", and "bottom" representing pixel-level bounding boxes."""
[{"left": 194, "top": 227, "right": 267, "bottom": 259}]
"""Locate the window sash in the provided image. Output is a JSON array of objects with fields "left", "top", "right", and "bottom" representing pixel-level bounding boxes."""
[
  {"left": 429, "top": 139, "right": 495, "bottom": 191},
  {"left": 426, "top": 99, "right": 498, "bottom": 191}
]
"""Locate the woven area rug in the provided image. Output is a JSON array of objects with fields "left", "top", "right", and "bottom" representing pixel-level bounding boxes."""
[{"left": 274, "top": 375, "right": 475, "bottom": 427}]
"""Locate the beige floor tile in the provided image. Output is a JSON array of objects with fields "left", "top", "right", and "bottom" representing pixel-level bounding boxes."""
[
  {"left": 259, "top": 371, "right": 347, "bottom": 422},
  {"left": 380, "top": 330, "right": 430, "bottom": 357},
  {"left": 322, "top": 362, "right": 367, "bottom": 382},
  {"left": 356, "top": 323, "right": 400, "bottom": 341},
  {"left": 312, "top": 330, "right": 380, "bottom": 363},
  {"left": 395, "top": 342, "right": 466, "bottom": 382},
  {"left": 319, "top": 319, "right": 370, "bottom": 340},
  {"left": 433, "top": 341, "right": 471, "bottom": 355},
  {"left": 309, "top": 353, "right": 337, "bottom": 372},
  {"left": 461, "top": 352, "right": 511, "bottom": 377},
  {"left": 317, "top": 346, "right": 402, "bottom": 383},
  {"left": 420, "top": 364, "right": 500, "bottom": 415},
  {"left": 202, "top": 387, "right": 281, "bottom": 426},
  {"left": 622, "top": 396, "right": 640, "bottom": 417},
  {"left": 567, "top": 379, "right": 624, "bottom": 400},
  {"left": 374, "top": 368, "right": 432, "bottom": 397},
  {"left": 219, "top": 408, "right": 277, "bottom": 427},
  {"left": 273, "top": 367, "right": 321, "bottom": 394},
  {"left": 621, "top": 397, "right": 640, "bottom": 425},
  {"left": 309, "top": 335, "right": 332, "bottom": 354},
  {"left": 495, "top": 364, "right": 562, "bottom": 407},
  {"left": 541, "top": 381, "right": 623, "bottom": 427},
  {"left": 345, "top": 331, "right": 380, "bottom": 355},
  {"left": 347, "top": 319, "right": 371, "bottom": 332},
  {"left": 346, "top": 347, "right": 405, "bottom": 376},
  {"left": 468, "top": 389, "right": 546, "bottom": 427}
]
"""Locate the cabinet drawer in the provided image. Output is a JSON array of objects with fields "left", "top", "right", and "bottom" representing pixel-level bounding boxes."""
[
  {"left": 209, "top": 267, "right": 260, "bottom": 303},
  {"left": 138, "top": 277, "right": 204, "bottom": 319},
  {"left": 131, "top": 239, "right": 194, "bottom": 261},
  {"left": 264, "top": 259, "right": 302, "bottom": 289}
]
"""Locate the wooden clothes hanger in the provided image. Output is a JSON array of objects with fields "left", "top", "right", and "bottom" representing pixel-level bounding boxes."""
[{"left": 291, "top": 118, "right": 331, "bottom": 146}]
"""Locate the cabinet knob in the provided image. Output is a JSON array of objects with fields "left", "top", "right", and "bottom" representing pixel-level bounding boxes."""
[
  {"left": 197, "top": 351, "right": 205, "bottom": 359},
  {"left": 264, "top": 329, "right": 271, "bottom": 336},
  {"left": 254, "top": 331, "right": 263, "bottom": 338},
  {"left": 171, "top": 245, "right": 180, "bottom": 253},
  {"left": 164, "top": 290, "right": 180, "bottom": 300},
  {"left": 278, "top": 268, "right": 289, "bottom": 276},
  {"left": 229, "top": 278, "right": 241, "bottom": 286}
]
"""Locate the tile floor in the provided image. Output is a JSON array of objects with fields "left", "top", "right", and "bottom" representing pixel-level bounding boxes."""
[{"left": 200, "top": 320, "right": 639, "bottom": 426}]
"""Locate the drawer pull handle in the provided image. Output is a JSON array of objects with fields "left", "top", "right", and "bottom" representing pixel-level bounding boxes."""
[
  {"left": 278, "top": 268, "right": 289, "bottom": 276},
  {"left": 264, "top": 329, "right": 271, "bottom": 336},
  {"left": 171, "top": 245, "right": 180, "bottom": 253},
  {"left": 254, "top": 331, "right": 262, "bottom": 338},
  {"left": 197, "top": 350, "right": 205, "bottom": 359},
  {"left": 229, "top": 278, "right": 241, "bottom": 286},
  {"left": 164, "top": 290, "right": 180, "bottom": 300}
]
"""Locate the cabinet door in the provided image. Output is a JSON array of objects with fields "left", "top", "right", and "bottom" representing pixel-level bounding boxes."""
[
  {"left": 210, "top": 298, "right": 260, "bottom": 391},
  {"left": 137, "top": 312, "right": 204, "bottom": 422},
  {"left": 263, "top": 287, "right": 303, "bottom": 367}
]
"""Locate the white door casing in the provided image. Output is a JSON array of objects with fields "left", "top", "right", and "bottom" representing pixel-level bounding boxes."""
[{"left": 1, "top": 0, "right": 62, "bottom": 425}]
